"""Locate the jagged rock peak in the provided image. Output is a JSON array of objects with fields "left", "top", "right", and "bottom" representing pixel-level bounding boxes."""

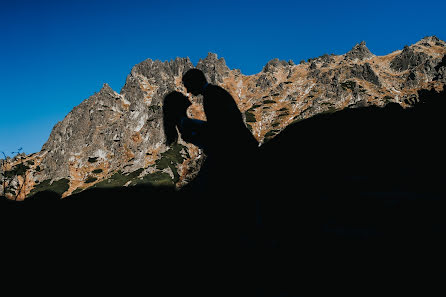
[
  {"left": 196, "top": 53, "right": 230, "bottom": 84},
  {"left": 197, "top": 53, "right": 229, "bottom": 70},
  {"left": 130, "top": 57, "right": 193, "bottom": 78},
  {"left": 98, "top": 83, "right": 115, "bottom": 94},
  {"left": 421, "top": 35, "right": 440, "bottom": 43},
  {"left": 417, "top": 35, "right": 446, "bottom": 47},
  {"left": 91, "top": 83, "right": 121, "bottom": 102},
  {"left": 262, "top": 58, "right": 292, "bottom": 73},
  {"left": 345, "top": 41, "right": 374, "bottom": 61},
  {"left": 199, "top": 52, "right": 221, "bottom": 62}
]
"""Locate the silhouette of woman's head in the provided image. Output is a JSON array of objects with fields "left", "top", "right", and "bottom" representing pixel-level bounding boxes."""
[
  {"left": 163, "top": 91, "right": 192, "bottom": 145},
  {"left": 182, "top": 69, "right": 208, "bottom": 96}
]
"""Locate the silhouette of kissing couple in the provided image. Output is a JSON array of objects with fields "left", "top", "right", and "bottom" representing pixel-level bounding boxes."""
[{"left": 163, "top": 69, "right": 259, "bottom": 195}]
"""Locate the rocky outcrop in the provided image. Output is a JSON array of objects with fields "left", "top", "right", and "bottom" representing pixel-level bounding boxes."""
[
  {"left": 434, "top": 54, "right": 446, "bottom": 81},
  {"left": 345, "top": 41, "right": 374, "bottom": 61},
  {"left": 1, "top": 37, "right": 445, "bottom": 200},
  {"left": 390, "top": 45, "right": 429, "bottom": 72},
  {"left": 349, "top": 63, "right": 381, "bottom": 86},
  {"left": 262, "top": 58, "right": 293, "bottom": 73},
  {"left": 196, "top": 53, "right": 230, "bottom": 84}
]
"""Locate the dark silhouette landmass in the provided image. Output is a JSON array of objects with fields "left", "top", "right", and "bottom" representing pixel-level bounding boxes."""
[{"left": 1, "top": 87, "right": 445, "bottom": 296}]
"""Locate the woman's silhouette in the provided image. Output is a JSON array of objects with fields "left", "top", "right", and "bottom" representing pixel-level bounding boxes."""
[{"left": 162, "top": 91, "right": 207, "bottom": 149}]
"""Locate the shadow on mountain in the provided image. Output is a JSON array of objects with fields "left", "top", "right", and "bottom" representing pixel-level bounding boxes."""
[
  {"left": 257, "top": 87, "right": 446, "bottom": 249},
  {"left": 249, "top": 87, "right": 446, "bottom": 293},
  {"left": 2, "top": 87, "right": 446, "bottom": 295}
]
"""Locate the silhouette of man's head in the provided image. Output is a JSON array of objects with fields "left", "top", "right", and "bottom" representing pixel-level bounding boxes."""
[{"left": 182, "top": 69, "right": 208, "bottom": 96}]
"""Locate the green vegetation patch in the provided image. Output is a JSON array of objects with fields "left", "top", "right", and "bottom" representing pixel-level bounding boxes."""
[
  {"left": 4, "top": 163, "right": 30, "bottom": 178},
  {"left": 92, "top": 169, "right": 103, "bottom": 174},
  {"left": 72, "top": 187, "right": 84, "bottom": 195},
  {"left": 245, "top": 110, "right": 256, "bottom": 123},
  {"left": 321, "top": 106, "right": 338, "bottom": 114},
  {"left": 129, "top": 171, "right": 174, "bottom": 187},
  {"left": 93, "top": 168, "right": 175, "bottom": 189},
  {"left": 341, "top": 80, "right": 357, "bottom": 90},
  {"left": 5, "top": 188, "right": 16, "bottom": 195},
  {"left": 148, "top": 105, "right": 161, "bottom": 113},
  {"left": 383, "top": 95, "right": 394, "bottom": 103},
  {"left": 155, "top": 143, "right": 188, "bottom": 183},
  {"left": 28, "top": 178, "right": 70, "bottom": 197},
  {"left": 291, "top": 116, "right": 304, "bottom": 125},
  {"left": 246, "top": 123, "right": 253, "bottom": 132},
  {"left": 93, "top": 168, "right": 144, "bottom": 189},
  {"left": 263, "top": 99, "right": 275, "bottom": 104},
  {"left": 278, "top": 112, "right": 290, "bottom": 117},
  {"left": 85, "top": 176, "right": 98, "bottom": 183},
  {"left": 88, "top": 157, "right": 99, "bottom": 163},
  {"left": 264, "top": 129, "right": 281, "bottom": 142},
  {"left": 92, "top": 144, "right": 187, "bottom": 189}
]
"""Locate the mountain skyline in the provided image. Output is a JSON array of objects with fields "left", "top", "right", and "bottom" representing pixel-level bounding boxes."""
[
  {"left": 1, "top": 35, "right": 445, "bottom": 200},
  {"left": 1, "top": 0, "right": 446, "bottom": 156}
]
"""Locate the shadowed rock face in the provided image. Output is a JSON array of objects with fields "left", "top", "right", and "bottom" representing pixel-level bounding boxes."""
[
  {"left": 390, "top": 45, "right": 429, "bottom": 72},
  {"left": 1, "top": 36, "right": 446, "bottom": 200},
  {"left": 349, "top": 63, "right": 381, "bottom": 86}
]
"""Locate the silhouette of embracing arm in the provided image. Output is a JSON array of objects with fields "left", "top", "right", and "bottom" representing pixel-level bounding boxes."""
[{"left": 178, "top": 115, "right": 207, "bottom": 148}]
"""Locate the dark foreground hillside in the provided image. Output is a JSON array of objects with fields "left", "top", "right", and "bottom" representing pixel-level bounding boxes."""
[{"left": 1, "top": 87, "right": 445, "bottom": 296}]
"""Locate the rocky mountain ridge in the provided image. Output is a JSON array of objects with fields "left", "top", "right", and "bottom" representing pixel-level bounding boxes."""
[{"left": 1, "top": 36, "right": 445, "bottom": 200}]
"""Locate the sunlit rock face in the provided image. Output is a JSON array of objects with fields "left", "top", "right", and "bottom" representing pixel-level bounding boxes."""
[{"left": 2, "top": 36, "right": 445, "bottom": 200}]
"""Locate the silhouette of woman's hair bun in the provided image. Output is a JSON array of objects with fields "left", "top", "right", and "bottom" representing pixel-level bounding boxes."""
[{"left": 163, "top": 91, "right": 192, "bottom": 145}]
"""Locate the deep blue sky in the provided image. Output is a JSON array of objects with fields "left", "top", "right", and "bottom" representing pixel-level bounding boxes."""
[{"left": 1, "top": 0, "right": 445, "bottom": 156}]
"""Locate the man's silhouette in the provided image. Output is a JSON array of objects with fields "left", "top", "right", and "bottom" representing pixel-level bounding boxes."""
[
  {"left": 182, "top": 69, "right": 258, "bottom": 167},
  {"left": 181, "top": 68, "right": 259, "bottom": 246},
  {"left": 181, "top": 69, "right": 259, "bottom": 193}
]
